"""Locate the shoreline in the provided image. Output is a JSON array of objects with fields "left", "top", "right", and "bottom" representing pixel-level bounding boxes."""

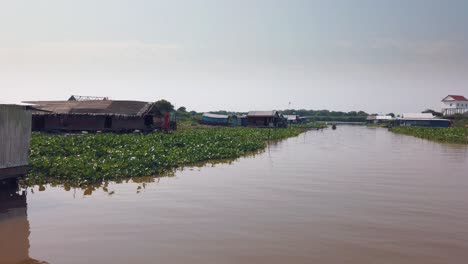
[
  {"left": 389, "top": 126, "right": 468, "bottom": 144},
  {"left": 23, "top": 127, "right": 306, "bottom": 187}
]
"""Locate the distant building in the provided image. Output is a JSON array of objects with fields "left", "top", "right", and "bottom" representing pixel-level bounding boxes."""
[
  {"left": 394, "top": 118, "right": 451, "bottom": 128},
  {"left": 247, "top": 111, "right": 287, "bottom": 128},
  {"left": 237, "top": 115, "right": 248, "bottom": 126},
  {"left": 24, "top": 97, "right": 174, "bottom": 132},
  {"left": 200, "top": 113, "right": 230, "bottom": 125},
  {"left": 283, "top": 115, "right": 300, "bottom": 124},
  {"left": 298, "top": 116, "right": 309, "bottom": 123},
  {"left": 366, "top": 115, "right": 394, "bottom": 124},
  {"left": 441, "top": 95, "right": 468, "bottom": 116},
  {"left": 0, "top": 104, "right": 32, "bottom": 180},
  {"left": 395, "top": 113, "right": 450, "bottom": 127}
]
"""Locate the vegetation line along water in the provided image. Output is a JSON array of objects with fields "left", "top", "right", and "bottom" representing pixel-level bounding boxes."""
[
  {"left": 389, "top": 127, "right": 468, "bottom": 144},
  {"left": 25, "top": 127, "right": 304, "bottom": 186}
]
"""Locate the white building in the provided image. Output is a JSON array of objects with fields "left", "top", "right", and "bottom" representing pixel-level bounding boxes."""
[
  {"left": 366, "top": 115, "right": 394, "bottom": 124},
  {"left": 441, "top": 95, "right": 468, "bottom": 116}
]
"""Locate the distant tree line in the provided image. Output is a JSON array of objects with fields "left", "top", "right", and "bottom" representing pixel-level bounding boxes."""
[
  {"left": 280, "top": 109, "right": 369, "bottom": 122},
  {"left": 156, "top": 99, "right": 375, "bottom": 123},
  {"left": 281, "top": 109, "right": 369, "bottom": 117}
]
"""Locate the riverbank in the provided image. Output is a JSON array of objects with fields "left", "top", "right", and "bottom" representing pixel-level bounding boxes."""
[
  {"left": 367, "top": 123, "right": 389, "bottom": 128},
  {"left": 390, "top": 127, "right": 468, "bottom": 144},
  {"left": 25, "top": 127, "right": 303, "bottom": 186}
]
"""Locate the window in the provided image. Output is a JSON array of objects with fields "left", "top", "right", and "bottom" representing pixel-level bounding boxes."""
[{"left": 450, "top": 103, "right": 452, "bottom": 106}]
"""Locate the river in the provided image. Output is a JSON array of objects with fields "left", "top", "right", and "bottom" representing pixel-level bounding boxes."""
[{"left": 1, "top": 126, "right": 468, "bottom": 264}]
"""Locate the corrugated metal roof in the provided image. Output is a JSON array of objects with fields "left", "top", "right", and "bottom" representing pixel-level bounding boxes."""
[
  {"left": 203, "top": 113, "right": 229, "bottom": 119},
  {"left": 248, "top": 111, "right": 279, "bottom": 117},
  {"left": 401, "top": 113, "right": 434, "bottom": 119},
  {"left": 24, "top": 100, "right": 154, "bottom": 116}
]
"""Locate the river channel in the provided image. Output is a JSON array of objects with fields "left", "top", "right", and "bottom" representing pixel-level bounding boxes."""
[{"left": 1, "top": 126, "right": 467, "bottom": 264}]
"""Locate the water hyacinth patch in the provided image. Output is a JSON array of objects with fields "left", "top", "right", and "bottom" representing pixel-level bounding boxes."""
[
  {"left": 26, "top": 127, "right": 303, "bottom": 186},
  {"left": 390, "top": 127, "right": 468, "bottom": 144}
]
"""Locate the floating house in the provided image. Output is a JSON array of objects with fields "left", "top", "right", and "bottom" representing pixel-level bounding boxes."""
[
  {"left": 200, "top": 113, "right": 230, "bottom": 125},
  {"left": 283, "top": 115, "right": 308, "bottom": 124},
  {"left": 366, "top": 115, "right": 394, "bottom": 124},
  {"left": 284, "top": 115, "right": 300, "bottom": 124},
  {"left": 230, "top": 115, "right": 238, "bottom": 126},
  {"left": 238, "top": 115, "right": 248, "bottom": 126},
  {"left": 394, "top": 118, "right": 451, "bottom": 128},
  {"left": 24, "top": 97, "right": 175, "bottom": 132},
  {"left": 247, "top": 111, "right": 287, "bottom": 128},
  {"left": 0, "top": 104, "right": 32, "bottom": 180},
  {"left": 199, "top": 113, "right": 249, "bottom": 126},
  {"left": 441, "top": 95, "right": 468, "bottom": 116},
  {"left": 298, "top": 116, "right": 309, "bottom": 123},
  {"left": 394, "top": 113, "right": 451, "bottom": 127}
]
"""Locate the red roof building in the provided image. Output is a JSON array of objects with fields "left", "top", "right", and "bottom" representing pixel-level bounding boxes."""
[
  {"left": 442, "top": 95, "right": 468, "bottom": 101},
  {"left": 441, "top": 95, "right": 468, "bottom": 115}
]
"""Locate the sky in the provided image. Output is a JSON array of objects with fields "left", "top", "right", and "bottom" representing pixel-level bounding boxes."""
[{"left": 1, "top": 0, "right": 468, "bottom": 114}]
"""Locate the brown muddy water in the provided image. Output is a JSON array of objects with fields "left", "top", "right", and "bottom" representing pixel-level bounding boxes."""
[{"left": 1, "top": 126, "right": 468, "bottom": 264}]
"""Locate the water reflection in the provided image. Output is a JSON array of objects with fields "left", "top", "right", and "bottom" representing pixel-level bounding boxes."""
[
  {"left": 0, "top": 180, "right": 48, "bottom": 264},
  {"left": 21, "top": 155, "right": 251, "bottom": 197}
]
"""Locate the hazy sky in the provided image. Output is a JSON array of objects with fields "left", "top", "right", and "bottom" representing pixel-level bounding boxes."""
[{"left": 1, "top": 0, "right": 468, "bottom": 113}]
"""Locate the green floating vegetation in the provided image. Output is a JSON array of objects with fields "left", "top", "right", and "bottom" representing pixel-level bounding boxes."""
[
  {"left": 390, "top": 126, "right": 468, "bottom": 144},
  {"left": 26, "top": 127, "right": 303, "bottom": 186}
]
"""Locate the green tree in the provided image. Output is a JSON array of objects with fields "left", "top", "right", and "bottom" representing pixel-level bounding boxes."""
[
  {"left": 177, "top": 106, "right": 187, "bottom": 113},
  {"left": 154, "top": 99, "right": 174, "bottom": 113}
]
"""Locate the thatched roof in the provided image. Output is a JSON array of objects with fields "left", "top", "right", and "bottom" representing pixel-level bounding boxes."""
[{"left": 24, "top": 100, "right": 156, "bottom": 116}]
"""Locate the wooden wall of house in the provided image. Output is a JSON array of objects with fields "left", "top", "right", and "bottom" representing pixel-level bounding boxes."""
[
  {"left": 32, "top": 114, "right": 151, "bottom": 132},
  {"left": 112, "top": 116, "right": 147, "bottom": 131},
  {"left": 247, "top": 116, "right": 286, "bottom": 128},
  {"left": 248, "top": 117, "right": 274, "bottom": 127},
  {"left": 0, "top": 105, "right": 32, "bottom": 170},
  {"left": 36, "top": 115, "right": 107, "bottom": 131}
]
